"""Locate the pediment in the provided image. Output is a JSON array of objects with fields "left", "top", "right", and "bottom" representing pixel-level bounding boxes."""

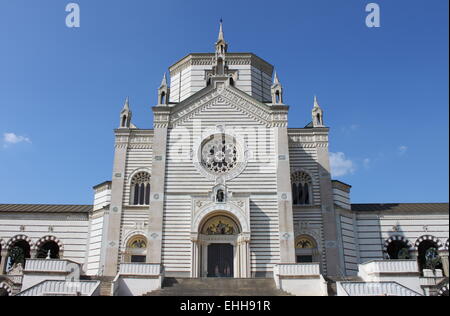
[{"left": 168, "top": 84, "right": 288, "bottom": 128}]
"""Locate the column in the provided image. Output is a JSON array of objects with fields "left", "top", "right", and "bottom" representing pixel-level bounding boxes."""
[
  {"left": 441, "top": 254, "right": 449, "bottom": 277},
  {"left": 0, "top": 250, "right": 8, "bottom": 275},
  {"left": 191, "top": 238, "right": 200, "bottom": 278}
]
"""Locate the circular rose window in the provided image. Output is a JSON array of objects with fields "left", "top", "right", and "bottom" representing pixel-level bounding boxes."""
[{"left": 201, "top": 135, "right": 238, "bottom": 175}]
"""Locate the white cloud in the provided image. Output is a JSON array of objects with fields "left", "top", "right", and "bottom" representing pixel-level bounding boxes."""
[
  {"left": 398, "top": 145, "right": 408, "bottom": 156},
  {"left": 329, "top": 152, "right": 356, "bottom": 177},
  {"left": 3, "top": 133, "right": 31, "bottom": 147},
  {"left": 363, "top": 158, "right": 371, "bottom": 169}
]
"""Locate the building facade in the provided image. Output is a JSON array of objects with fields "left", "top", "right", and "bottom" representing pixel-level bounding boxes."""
[{"left": 0, "top": 24, "right": 448, "bottom": 296}]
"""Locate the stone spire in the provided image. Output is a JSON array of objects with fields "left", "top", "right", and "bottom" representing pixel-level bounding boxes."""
[
  {"left": 158, "top": 73, "right": 170, "bottom": 105},
  {"left": 312, "top": 95, "right": 324, "bottom": 127},
  {"left": 271, "top": 71, "right": 283, "bottom": 104},
  {"left": 122, "top": 97, "right": 130, "bottom": 111},
  {"left": 119, "top": 97, "right": 132, "bottom": 128},
  {"left": 160, "top": 73, "right": 168, "bottom": 88},
  {"left": 215, "top": 19, "right": 228, "bottom": 54}
]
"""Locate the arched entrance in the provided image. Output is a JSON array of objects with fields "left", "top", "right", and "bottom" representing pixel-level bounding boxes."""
[
  {"left": 124, "top": 235, "right": 148, "bottom": 263},
  {"left": 191, "top": 212, "right": 250, "bottom": 278},
  {"left": 295, "top": 235, "right": 320, "bottom": 263},
  {"left": 202, "top": 216, "right": 238, "bottom": 278}
]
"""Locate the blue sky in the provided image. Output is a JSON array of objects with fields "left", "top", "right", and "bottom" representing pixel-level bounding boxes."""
[{"left": 0, "top": 0, "right": 448, "bottom": 204}]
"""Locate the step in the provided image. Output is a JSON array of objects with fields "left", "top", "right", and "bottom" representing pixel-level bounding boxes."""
[{"left": 144, "top": 278, "right": 292, "bottom": 297}]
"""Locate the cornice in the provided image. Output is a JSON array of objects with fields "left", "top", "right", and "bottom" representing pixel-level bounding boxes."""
[{"left": 169, "top": 53, "right": 274, "bottom": 76}]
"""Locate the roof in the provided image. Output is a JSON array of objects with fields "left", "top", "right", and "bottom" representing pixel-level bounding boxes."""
[
  {"left": 351, "top": 203, "right": 449, "bottom": 213},
  {"left": 0, "top": 204, "right": 92, "bottom": 214}
]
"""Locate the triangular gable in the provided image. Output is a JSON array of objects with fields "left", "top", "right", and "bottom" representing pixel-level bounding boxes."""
[{"left": 169, "top": 84, "right": 288, "bottom": 128}]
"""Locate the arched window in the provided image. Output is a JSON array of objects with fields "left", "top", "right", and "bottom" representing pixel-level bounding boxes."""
[
  {"left": 291, "top": 172, "right": 313, "bottom": 205},
  {"left": 122, "top": 115, "right": 127, "bottom": 128},
  {"left": 130, "top": 172, "right": 151, "bottom": 206},
  {"left": 160, "top": 92, "right": 166, "bottom": 105},
  {"left": 124, "top": 235, "right": 148, "bottom": 263}
]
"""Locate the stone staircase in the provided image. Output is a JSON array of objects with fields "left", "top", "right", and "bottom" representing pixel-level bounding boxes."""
[
  {"left": 144, "top": 278, "right": 292, "bottom": 296},
  {"left": 325, "top": 276, "right": 363, "bottom": 296},
  {"left": 80, "top": 276, "right": 114, "bottom": 296}
]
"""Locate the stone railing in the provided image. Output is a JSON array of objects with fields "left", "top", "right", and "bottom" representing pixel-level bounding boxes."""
[
  {"left": 359, "top": 260, "right": 418, "bottom": 276},
  {"left": 17, "top": 280, "right": 101, "bottom": 296},
  {"left": 273, "top": 263, "right": 327, "bottom": 296},
  {"left": 274, "top": 263, "right": 321, "bottom": 277},
  {"left": 24, "top": 259, "right": 68, "bottom": 273},
  {"left": 119, "top": 263, "right": 163, "bottom": 276},
  {"left": 337, "top": 281, "right": 422, "bottom": 297},
  {"left": 5, "top": 275, "right": 23, "bottom": 285}
]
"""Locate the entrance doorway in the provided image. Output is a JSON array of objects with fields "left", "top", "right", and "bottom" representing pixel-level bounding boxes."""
[{"left": 207, "top": 244, "right": 233, "bottom": 278}]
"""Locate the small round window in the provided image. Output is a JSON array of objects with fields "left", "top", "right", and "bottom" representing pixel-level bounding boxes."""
[{"left": 201, "top": 134, "right": 238, "bottom": 175}]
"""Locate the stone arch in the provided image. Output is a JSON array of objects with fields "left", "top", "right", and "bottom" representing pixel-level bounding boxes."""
[
  {"left": 414, "top": 235, "right": 443, "bottom": 250},
  {"left": 0, "top": 282, "right": 12, "bottom": 296},
  {"left": 200, "top": 214, "right": 241, "bottom": 236},
  {"left": 415, "top": 235, "right": 443, "bottom": 272},
  {"left": 384, "top": 235, "right": 413, "bottom": 259},
  {"left": 6, "top": 235, "right": 33, "bottom": 251},
  {"left": 34, "top": 236, "right": 64, "bottom": 251},
  {"left": 290, "top": 167, "right": 316, "bottom": 186},
  {"left": 192, "top": 203, "right": 250, "bottom": 235},
  {"left": 129, "top": 169, "right": 152, "bottom": 206},
  {"left": 121, "top": 230, "right": 147, "bottom": 249},
  {"left": 438, "top": 284, "right": 449, "bottom": 297},
  {"left": 290, "top": 168, "right": 315, "bottom": 206},
  {"left": 122, "top": 232, "right": 148, "bottom": 263},
  {"left": 384, "top": 235, "right": 413, "bottom": 252},
  {"left": 34, "top": 236, "right": 63, "bottom": 259},
  {"left": 294, "top": 234, "right": 320, "bottom": 263}
]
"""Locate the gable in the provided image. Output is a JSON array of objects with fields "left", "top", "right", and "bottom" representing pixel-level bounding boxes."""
[{"left": 169, "top": 84, "right": 288, "bottom": 128}]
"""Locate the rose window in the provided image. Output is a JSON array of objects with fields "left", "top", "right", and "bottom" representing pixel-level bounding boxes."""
[{"left": 201, "top": 135, "right": 238, "bottom": 174}]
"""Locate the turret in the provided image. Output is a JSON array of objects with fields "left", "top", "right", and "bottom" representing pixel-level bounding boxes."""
[
  {"left": 119, "top": 97, "right": 132, "bottom": 128},
  {"left": 312, "top": 96, "right": 324, "bottom": 127},
  {"left": 271, "top": 72, "right": 284, "bottom": 104},
  {"left": 158, "top": 73, "right": 170, "bottom": 105}
]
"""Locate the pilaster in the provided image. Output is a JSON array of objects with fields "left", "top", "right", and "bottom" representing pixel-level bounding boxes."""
[
  {"left": 146, "top": 107, "right": 170, "bottom": 264},
  {"left": 0, "top": 250, "right": 7, "bottom": 274},
  {"left": 275, "top": 126, "right": 296, "bottom": 263},
  {"left": 103, "top": 129, "right": 130, "bottom": 277},
  {"left": 315, "top": 128, "right": 343, "bottom": 276}
]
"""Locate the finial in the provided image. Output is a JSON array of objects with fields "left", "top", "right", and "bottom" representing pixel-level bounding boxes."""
[
  {"left": 218, "top": 19, "right": 224, "bottom": 41},
  {"left": 314, "top": 95, "right": 320, "bottom": 108},
  {"left": 123, "top": 97, "right": 130, "bottom": 111},
  {"left": 160, "top": 73, "right": 168, "bottom": 88},
  {"left": 273, "top": 71, "right": 280, "bottom": 85}
]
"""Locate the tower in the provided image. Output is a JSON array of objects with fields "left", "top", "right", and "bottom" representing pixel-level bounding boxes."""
[{"left": 212, "top": 20, "right": 229, "bottom": 77}]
